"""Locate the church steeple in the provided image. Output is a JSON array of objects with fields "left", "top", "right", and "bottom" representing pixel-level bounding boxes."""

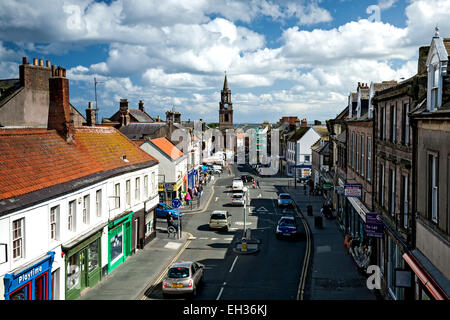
[{"left": 223, "top": 73, "right": 228, "bottom": 91}]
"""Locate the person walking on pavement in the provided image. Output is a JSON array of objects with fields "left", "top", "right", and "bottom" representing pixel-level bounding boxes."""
[
  {"left": 256, "top": 180, "right": 260, "bottom": 189},
  {"left": 252, "top": 180, "right": 256, "bottom": 189},
  {"left": 303, "top": 183, "right": 307, "bottom": 195}
]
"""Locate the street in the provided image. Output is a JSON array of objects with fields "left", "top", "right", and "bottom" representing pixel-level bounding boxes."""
[{"left": 145, "top": 164, "right": 307, "bottom": 300}]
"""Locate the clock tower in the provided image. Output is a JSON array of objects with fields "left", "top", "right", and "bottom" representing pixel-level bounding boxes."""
[{"left": 219, "top": 74, "right": 233, "bottom": 131}]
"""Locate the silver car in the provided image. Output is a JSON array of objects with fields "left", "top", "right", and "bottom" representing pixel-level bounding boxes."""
[
  {"left": 231, "top": 193, "right": 245, "bottom": 206},
  {"left": 162, "top": 261, "right": 204, "bottom": 298}
]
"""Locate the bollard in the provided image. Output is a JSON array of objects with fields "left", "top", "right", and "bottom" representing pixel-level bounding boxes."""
[{"left": 241, "top": 238, "right": 247, "bottom": 252}]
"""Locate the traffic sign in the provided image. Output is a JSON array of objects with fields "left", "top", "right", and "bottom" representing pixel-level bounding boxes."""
[{"left": 171, "top": 198, "right": 182, "bottom": 208}]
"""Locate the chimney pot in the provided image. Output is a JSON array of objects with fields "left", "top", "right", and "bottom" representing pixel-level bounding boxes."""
[
  {"left": 138, "top": 100, "right": 144, "bottom": 111},
  {"left": 22, "top": 57, "right": 27, "bottom": 65},
  {"left": 62, "top": 68, "right": 66, "bottom": 77},
  {"left": 33, "top": 58, "right": 38, "bottom": 66},
  {"left": 51, "top": 65, "right": 57, "bottom": 76},
  {"left": 46, "top": 60, "right": 51, "bottom": 68},
  {"left": 88, "top": 101, "right": 93, "bottom": 109},
  {"left": 39, "top": 59, "right": 44, "bottom": 66}
]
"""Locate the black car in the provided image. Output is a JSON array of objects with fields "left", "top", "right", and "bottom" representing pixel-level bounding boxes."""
[{"left": 240, "top": 175, "right": 254, "bottom": 183}]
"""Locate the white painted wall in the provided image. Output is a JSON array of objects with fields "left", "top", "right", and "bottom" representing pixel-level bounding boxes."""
[
  {"left": 297, "top": 128, "right": 321, "bottom": 165},
  {"left": 0, "top": 164, "right": 159, "bottom": 300}
]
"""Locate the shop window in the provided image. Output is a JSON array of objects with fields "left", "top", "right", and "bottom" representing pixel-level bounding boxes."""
[
  {"left": 110, "top": 229, "right": 124, "bottom": 264},
  {"left": 68, "top": 200, "right": 76, "bottom": 232},
  {"left": 34, "top": 272, "right": 48, "bottom": 300},
  {"left": 12, "top": 218, "right": 24, "bottom": 260},
  {"left": 96, "top": 189, "right": 102, "bottom": 217},
  {"left": 50, "top": 205, "right": 60, "bottom": 241},
  {"left": 51, "top": 269, "right": 59, "bottom": 300},
  {"left": 88, "top": 240, "right": 99, "bottom": 273},
  {"left": 67, "top": 254, "right": 81, "bottom": 291},
  {"left": 9, "top": 283, "right": 31, "bottom": 300}
]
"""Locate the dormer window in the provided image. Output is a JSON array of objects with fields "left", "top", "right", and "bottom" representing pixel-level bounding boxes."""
[{"left": 430, "top": 64, "right": 440, "bottom": 110}]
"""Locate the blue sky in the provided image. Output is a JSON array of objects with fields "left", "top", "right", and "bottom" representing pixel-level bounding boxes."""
[{"left": 0, "top": 0, "right": 449, "bottom": 124}]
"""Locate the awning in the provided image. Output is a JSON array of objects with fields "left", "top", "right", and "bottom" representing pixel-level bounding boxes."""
[
  {"left": 403, "top": 253, "right": 449, "bottom": 300},
  {"left": 347, "top": 196, "right": 368, "bottom": 223}
]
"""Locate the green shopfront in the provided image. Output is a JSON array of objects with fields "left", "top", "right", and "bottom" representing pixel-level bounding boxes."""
[
  {"left": 108, "top": 211, "right": 133, "bottom": 273},
  {"left": 64, "top": 225, "right": 105, "bottom": 300}
]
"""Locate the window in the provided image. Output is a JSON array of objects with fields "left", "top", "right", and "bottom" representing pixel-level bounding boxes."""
[
  {"left": 151, "top": 172, "right": 156, "bottom": 195},
  {"left": 402, "top": 175, "right": 409, "bottom": 229},
  {"left": 391, "top": 105, "right": 396, "bottom": 143},
  {"left": 361, "top": 136, "right": 365, "bottom": 177},
  {"left": 304, "top": 155, "right": 310, "bottom": 162},
  {"left": 50, "top": 205, "right": 59, "bottom": 241},
  {"left": 390, "top": 168, "right": 395, "bottom": 216},
  {"left": 135, "top": 177, "right": 140, "bottom": 201},
  {"left": 12, "top": 218, "right": 24, "bottom": 259},
  {"left": 428, "top": 153, "right": 438, "bottom": 223},
  {"left": 380, "top": 164, "right": 385, "bottom": 207},
  {"left": 352, "top": 132, "right": 355, "bottom": 169},
  {"left": 82, "top": 195, "right": 90, "bottom": 224},
  {"left": 68, "top": 200, "right": 76, "bottom": 231},
  {"left": 367, "top": 137, "right": 372, "bottom": 181},
  {"left": 402, "top": 103, "right": 410, "bottom": 146},
  {"left": 144, "top": 175, "right": 148, "bottom": 199},
  {"left": 380, "top": 107, "right": 385, "bottom": 140},
  {"left": 431, "top": 65, "right": 440, "bottom": 110},
  {"left": 126, "top": 180, "right": 131, "bottom": 206},
  {"left": 356, "top": 134, "right": 359, "bottom": 173},
  {"left": 96, "top": 189, "right": 102, "bottom": 217},
  {"left": 114, "top": 183, "right": 120, "bottom": 209}
]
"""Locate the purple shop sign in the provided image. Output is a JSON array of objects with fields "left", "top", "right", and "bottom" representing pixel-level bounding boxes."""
[{"left": 365, "top": 212, "right": 384, "bottom": 238}]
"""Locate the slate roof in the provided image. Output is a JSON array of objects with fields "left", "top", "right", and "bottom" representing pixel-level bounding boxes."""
[
  {"left": 119, "top": 122, "right": 166, "bottom": 138},
  {"left": 149, "top": 137, "right": 183, "bottom": 161},
  {"left": 335, "top": 130, "right": 347, "bottom": 143},
  {"left": 128, "top": 109, "right": 154, "bottom": 122},
  {"left": 288, "top": 127, "right": 309, "bottom": 142}
]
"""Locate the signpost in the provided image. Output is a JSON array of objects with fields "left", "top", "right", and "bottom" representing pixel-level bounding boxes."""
[
  {"left": 171, "top": 198, "right": 181, "bottom": 208},
  {"left": 344, "top": 184, "right": 362, "bottom": 198},
  {"left": 365, "top": 212, "right": 384, "bottom": 238}
]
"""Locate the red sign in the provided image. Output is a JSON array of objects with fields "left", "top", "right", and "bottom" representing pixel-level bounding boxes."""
[{"left": 344, "top": 184, "right": 362, "bottom": 198}]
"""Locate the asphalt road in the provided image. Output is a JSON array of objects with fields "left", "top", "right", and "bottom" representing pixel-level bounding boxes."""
[{"left": 146, "top": 164, "right": 307, "bottom": 300}]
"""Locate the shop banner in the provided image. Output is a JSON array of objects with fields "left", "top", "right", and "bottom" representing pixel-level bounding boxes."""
[
  {"left": 365, "top": 212, "right": 384, "bottom": 238},
  {"left": 344, "top": 184, "right": 362, "bottom": 198}
]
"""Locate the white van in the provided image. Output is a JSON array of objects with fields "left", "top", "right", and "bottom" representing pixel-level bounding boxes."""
[{"left": 232, "top": 178, "right": 244, "bottom": 191}]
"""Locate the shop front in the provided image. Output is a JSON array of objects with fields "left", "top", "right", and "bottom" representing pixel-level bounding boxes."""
[
  {"left": 144, "top": 195, "right": 159, "bottom": 246},
  {"left": 108, "top": 212, "right": 133, "bottom": 273},
  {"left": 188, "top": 170, "right": 195, "bottom": 189},
  {"left": 3, "top": 251, "right": 55, "bottom": 300},
  {"left": 64, "top": 226, "right": 104, "bottom": 300}
]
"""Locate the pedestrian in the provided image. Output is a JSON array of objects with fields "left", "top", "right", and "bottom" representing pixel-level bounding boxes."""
[
  {"left": 228, "top": 167, "right": 231, "bottom": 174},
  {"left": 252, "top": 180, "right": 256, "bottom": 189},
  {"left": 256, "top": 180, "right": 260, "bottom": 189},
  {"left": 303, "top": 184, "right": 307, "bottom": 195},
  {"left": 185, "top": 192, "right": 191, "bottom": 205}
]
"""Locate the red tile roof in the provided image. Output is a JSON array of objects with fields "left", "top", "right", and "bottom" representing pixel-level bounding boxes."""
[
  {"left": 150, "top": 137, "right": 183, "bottom": 160},
  {"left": 73, "top": 127, "right": 157, "bottom": 171},
  {"left": 0, "top": 126, "right": 158, "bottom": 201},
  {"left": 0, "top": 128, "right": 102, "bottom": 200}
]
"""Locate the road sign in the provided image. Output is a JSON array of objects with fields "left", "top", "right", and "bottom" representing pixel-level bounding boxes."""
[{"left": 171, "top": 198, "right": 181, "bottom": 208}]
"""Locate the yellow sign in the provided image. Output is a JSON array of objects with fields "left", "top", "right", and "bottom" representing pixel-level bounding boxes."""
[
  {"left": 174, "top": 178, "right": 184, "bottom": 191},
  {"left": 158, "top": 183, "right": 164, "bottom": 192}
]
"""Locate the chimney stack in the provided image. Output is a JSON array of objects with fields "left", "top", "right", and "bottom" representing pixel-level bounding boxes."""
[
  {"left": 19, "top": 56, "right": 52, "bottom": 89},
  {"left": 48, "top": 66, "right": 74, "bottom": 142},
  {"left": 119, "top": 99, "right": 130, "bottom": 126},
  {"left": 294, "top": 119, "right": 301, "bottom": 129},
  {"left": 138, "top": 100, "right": 144, "bottom": 112},
  {"left": 86, "top": 101, "right": 96, "bottom": 126},
  {"left": 314, "top": 120, "right": 322, "bottom": 125},
  {"left": 301, "top": 118, "right": 307, "bottom": 127}
]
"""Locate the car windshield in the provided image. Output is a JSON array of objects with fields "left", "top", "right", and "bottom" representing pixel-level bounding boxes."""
[
  {"left": 280, "top": 195, "right": 291, "bottom": 199},
  {"left": 233, "top": 194, "right": 243, "bottom": 198},
  {"left": 168, "top": 267, "right": 190, "bottom": 279},
  {"left": 279, "top": 219, "right": 295, "bottom": 227},
  {"left": 211, "top": 213, "right": 226, "bottom": 220}
]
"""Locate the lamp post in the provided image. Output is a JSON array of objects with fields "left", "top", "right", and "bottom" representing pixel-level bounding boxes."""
[{"left": 242, "top": 186, "right": 248, "bottom": 235}]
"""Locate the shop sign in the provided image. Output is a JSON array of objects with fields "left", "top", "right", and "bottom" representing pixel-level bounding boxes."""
[
  {"left": 164, "top": 183, "right": 174, "bottom": 191},
  {"left": 158, "top": 183, "right": 164, "bottom": 192},
  {"left": 365, "top": 212, "right": 384, "bottom": 238},
  {"left": 344, "top": 184, "right": 362, "bottom": 198},
  {"left": 322, "top": 183, "right": 332, "bottom": 190}
]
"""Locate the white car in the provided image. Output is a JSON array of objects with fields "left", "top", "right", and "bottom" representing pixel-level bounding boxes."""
[
  {"left": 232, "top": 178, "right": 244, "bottom": 191},
  {"left": 209, "top": 210, "right": 232, "bottom": 231},
  {"left": 231, "top": 193, "right": 245, "bottom": 206}
]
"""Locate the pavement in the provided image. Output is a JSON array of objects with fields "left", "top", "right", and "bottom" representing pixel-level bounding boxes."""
[{"left": 285, "top": 184, "right": 377, "bottom": 300}]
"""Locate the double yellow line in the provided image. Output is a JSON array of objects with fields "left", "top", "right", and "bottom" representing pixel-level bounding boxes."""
[{"left": 293, "top": 197, "right": 312, "bottom": 300}]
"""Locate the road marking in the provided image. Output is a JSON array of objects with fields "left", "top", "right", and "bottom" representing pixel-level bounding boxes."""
[
  {"left": 216, "top": 287, "right": 224, "bottom": 300},
  {"left": 164, "top": 242, "right": 182, "bottom": 250},
  {"left": 256, "top": 206, "right": 269, "bottom": 212},
  {"left": 211, "top": 237, "right": 219, "bottom": 240},
  {"left": 215, "top": 197, "right": 219, "bottom": 202},
  {"left": 199, "top": 237, "right": 209, "bottom": 240},
  {"left": 235, "top": 221, "right": 252, "bottom": 225},
  {"left": 258, "top": 193, "right": 262, "bottom": 198},
  {"left": 317, "top": 245, "right": 331, "bottom": 253},
  {"left": 229, "top": 256, "right": 238, "bottom": 273},
  {"left": 223, "top": 238, "right": 233, "bottom": 241}
]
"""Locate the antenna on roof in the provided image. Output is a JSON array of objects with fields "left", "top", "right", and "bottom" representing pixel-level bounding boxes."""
[{"left": 94, "top": 77, "right": 104, "bottom": 124}]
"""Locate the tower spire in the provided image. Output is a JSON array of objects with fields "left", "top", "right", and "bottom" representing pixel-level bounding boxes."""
[{"left": 223, "top": 71, "right": 228, "bottom": 91}]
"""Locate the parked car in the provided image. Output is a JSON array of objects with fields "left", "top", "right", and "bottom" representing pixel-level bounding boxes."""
[
  {"left": 155, "top": 203, "right": 182, "bottom": 219},
  {"left": 209, "top": 210, "right": 232, "bottom": 231},
  {"left": 240, "top": 175, "right": 254, "bottom": 183},
  {"left": 276, "top": 216, "right": 300, "bottom": 239},
  {"left": 232, "top": 178, "right": 244, "bottom": 191},
  {"left": 231, "top": 193, "right": 245, "bottom": 206},
  {"left": 162, "top": 261, "right": 204, "bottom": 298},
  {"left": 277, "top": 193, "right": 293, "bottom": 207}
]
